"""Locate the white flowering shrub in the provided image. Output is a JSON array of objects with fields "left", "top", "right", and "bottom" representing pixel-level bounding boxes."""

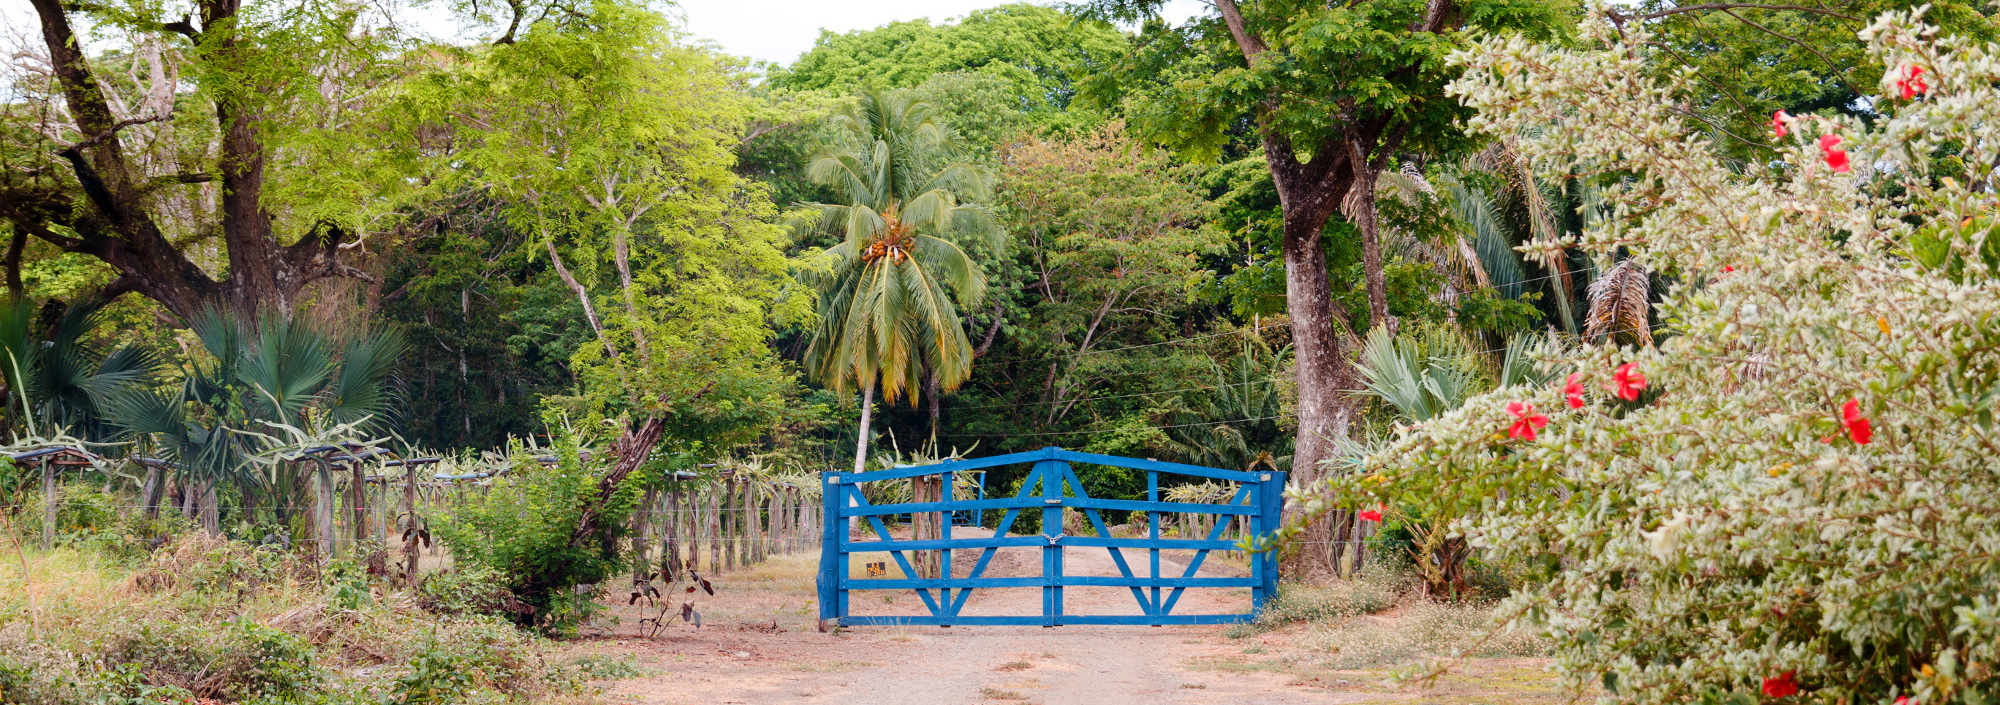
[{"left": 1310, "top": 8, "right": 2000, "bottom": 704}]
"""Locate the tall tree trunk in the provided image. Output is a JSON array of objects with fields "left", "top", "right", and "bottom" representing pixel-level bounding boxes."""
[
  {"left": 350, "top": 462, "right": 368, "bottom": 544},
  {"left": 1346, "top": 140, "right": 1391, "bottom": 330},
  {"left": 631, "top": 486, "right": 658, "bottom": 580},
  {"left": 1279, "top": 192, "right": 1360, "bottom": 578},
  {"left": 200, "top": 481, "right": 219, "bottom": 536},
  {"left": 743, "top": 479, "right": 760, "bottom": 566},
  {"left": 3, "top": 226, "right": 24, "bottom": 301},
  {"left": 850, "top": 384, "right": 873, "bottom": 537},
  {"left": 661, "top": 490, "right": 680, "bottom": 579},
  {"left": 707, "top": 486, "right": 721, "bottom": 573},
  {"left": 12, "top": 0, "right": 373, "bottom": 320},
  {"left": 138, "top": 461, "right": 162, "bottom": 520}
]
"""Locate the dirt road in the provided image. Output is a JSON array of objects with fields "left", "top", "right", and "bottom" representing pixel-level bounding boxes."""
[{"left": 566, "top": 530, "right": 1559, "bottom": 705}]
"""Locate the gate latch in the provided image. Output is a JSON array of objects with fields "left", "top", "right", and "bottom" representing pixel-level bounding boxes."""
[{"left": 1044, "top": 533, "right": 1063, "bottom": 545}]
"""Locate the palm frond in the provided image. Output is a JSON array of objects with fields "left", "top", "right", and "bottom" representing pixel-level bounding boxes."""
[
  {"left": 1586, "top": 260, "right": 1654, "bottom": 347},
  {"left": 323, "top": 328, "right": 408, "bottom": 430}
]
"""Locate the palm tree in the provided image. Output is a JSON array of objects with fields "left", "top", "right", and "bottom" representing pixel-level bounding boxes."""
[
  {"left": 800, "top": 89, "right": 996, "bottom": 579},
  {"left": 799, "top": 89, "right": 998, "bottom": 475},
  {"left": 105, "top": 310, "right": 405, "bottom": 538},
  {"left": 0, "top": 299, "right": 162, "bottom": 441}
]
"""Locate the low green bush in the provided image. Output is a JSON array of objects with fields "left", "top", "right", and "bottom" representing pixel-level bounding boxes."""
[
  {"left": 414, "top": 565, "right": 528, "bottom": 619},
  {"left": 432, "top": 437, "right": 643, "bottom": 635}
]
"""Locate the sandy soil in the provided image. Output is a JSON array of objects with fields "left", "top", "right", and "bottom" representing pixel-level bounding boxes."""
[{"left": 560, "top": 528, "right": 1562, "bottom": 705}]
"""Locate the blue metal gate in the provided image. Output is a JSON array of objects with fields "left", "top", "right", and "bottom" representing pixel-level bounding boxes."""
[{"left": 816, "top": 447, "right": 1285, "bottom": 626}]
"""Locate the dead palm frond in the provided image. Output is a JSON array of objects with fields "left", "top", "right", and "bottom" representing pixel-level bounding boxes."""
[{"left": 1585, "top": 260, "right": 1654, "bottom": 347}]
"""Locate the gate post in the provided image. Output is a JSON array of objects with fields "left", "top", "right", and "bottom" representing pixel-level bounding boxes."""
[
  {"left": 1253, "top": 471, "right": 1287, "bottom": 616},
  {"left": 817, "top": 471, "right": 840, "bottom": 628}
]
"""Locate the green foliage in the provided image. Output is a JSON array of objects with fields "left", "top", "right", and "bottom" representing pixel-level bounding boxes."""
[
  {"left": 20, "top": 484, "right": 120, "bottom": 548},
  {"left": 800, "top": 88, "right": 997, "bottom": 405},
  {"left": 1630, "top": 0, "right": 1996, "bottom": 161},
  {"left": 414, "top": 565, "right": 527, "bottom": 619},
  {"left": 0, "top": 299, "right": 161, "bottom": 441},
  {"left": 320, "top": 558, "right": 373, "bottom": 611},
  {"left": 772, "top": 4, "right": 1126, "bottom": 126},
  {"left": 1454, "top": 289, "right": 1544, "bottom": 338},
  {"left": 431, "top": 438, "right": 637, "bottom": 634},
  {"left": 1159, "top": 344, "right": 1294, "bottom": 473},
  {"left": 1080, "top": 0, "right": 1572, "bottom": 164},
  {"left": 1356, "top": 325, "right": 1482, "bottom": 422},
  {"left": 399, "top": 3, "right": 801, "bottom": 448}
]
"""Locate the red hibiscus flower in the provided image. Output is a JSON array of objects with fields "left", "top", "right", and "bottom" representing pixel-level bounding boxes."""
[
  {"left": 1842, "top": 398, "right": 1873, "bottom": 445},
  {"left": 1894, "top": 697, "right": 1913, "bottom": 705},
  {"left": 1358, "top": 504, "right": 1384, "bottom": 522},
  {"left": 1762, "top": 670, "right": 1799, "bottom": 698},
  {"left": 1770, "top": 110, "right": 1790, "bottom": 138},
  {"left": 1896, "top": 64, "right": 1928, "bottom": 100},
  {"left": 1506, "top": 401, "right": 1548, "bottom": 441},
  {"left": 1564, "top": 373, "right": 1586, "bottom": 409},
  {"left": 1612, "top": 363, "right": 1648, "bottom": 401},
  {"left": 1820, "top": 134, "right": 1852, "bottom": 173},
  {"left": 1723, "top": 265, "right": 1735, "bottom": 273}
]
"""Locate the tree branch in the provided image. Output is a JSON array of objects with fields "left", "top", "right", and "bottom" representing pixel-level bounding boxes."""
[
  {"left": 973, "top": 304, "right": 1003, "bottom": 358},
  {"left": 1611, "top": 3, "right": 1861, "bottom": 23},
  {"left": 1212, "top": 0, "right": 1268, "bottom": 61},
  {"left": 61, "top": 114, "right": 171, "bottom": 156}
]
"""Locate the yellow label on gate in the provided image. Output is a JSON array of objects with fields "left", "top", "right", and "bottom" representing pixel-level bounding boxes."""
[{"left": 866, "top": 561, "right": 887, "bottom": 577}]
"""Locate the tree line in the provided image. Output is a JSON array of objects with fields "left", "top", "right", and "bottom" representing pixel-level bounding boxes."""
[{"left": 2, "top": 0, "right": 1978, "bottom": 577}]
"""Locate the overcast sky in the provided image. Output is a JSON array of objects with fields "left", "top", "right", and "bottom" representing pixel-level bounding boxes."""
[
  {"left": 674, "top": 0, "right": 1207, "bottom": 66},
  {"left": 2, "top": 0, "right": 1204, "bottom": 68}
]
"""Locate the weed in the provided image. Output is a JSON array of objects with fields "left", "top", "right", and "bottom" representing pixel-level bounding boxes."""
[
  {"left": 1242, "top": 645, "right": 1267, "bottom": 654},
  {"left": 788, "top": 660, "right": 877, "bottom": 672},
  {"left": 566, "top": 654, "right": 648, "bottom": 680},
  {"left": 995, "top": 661, "right": 1033, "bottom": 671},
  {"left": 1179, "top": 683, "right": 1207, "bottom": 689},
  {"left": 980, "top": 687, "right": 1029, "bottom": 700}
]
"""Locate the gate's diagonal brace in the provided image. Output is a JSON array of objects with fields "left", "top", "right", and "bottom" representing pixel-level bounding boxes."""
[
  {"left": 1161, "top": 483, "right": 1255, "bottom": 616},
  {"left": 947, "top": 470, "right": 1045, "bottom": 617},
  {"left": 1058, "top": 465, "right": 1153, "bottom": 617},
  {"left": 849, "top": 490, "right": 944, "bottom": 617}
]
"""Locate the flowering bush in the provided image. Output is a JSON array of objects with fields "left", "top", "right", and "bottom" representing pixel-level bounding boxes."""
[{"left": 1304, "top": 8, "right": 2000, "bottom": 704}]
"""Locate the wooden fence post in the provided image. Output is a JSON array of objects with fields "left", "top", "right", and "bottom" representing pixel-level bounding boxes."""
[
  {"left": 349, "top": 461, "right": 368, "bottom": 545},
  {"left": 663, "top": 490, "right": 680, "bottom": 574},
  {"left": 743, "top": 479, "right": 759, "bottom": 566},
  {"left": 707, "top": 485, "right": 721, "bottom": 573},
  {"left": 632, "top": 486, "right": 658, "bottom": 579},
  {"left": 41, "top": 460, "right": 55, "bottom": 550}
]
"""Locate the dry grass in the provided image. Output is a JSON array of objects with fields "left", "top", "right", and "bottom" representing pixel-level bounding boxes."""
[
  {"left": 0, "top": 532, "right": 589, "bottom": 704},
  {"left": 1296, "top": 600, "right": 1549, "bottom": 669}
]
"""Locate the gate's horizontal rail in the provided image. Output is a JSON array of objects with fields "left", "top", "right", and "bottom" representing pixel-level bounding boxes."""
[
  {"left": 829, "top": 448, "right": 1264, "bottom": 484},
  {"left": 838, "top": 614, "right": 1254, "bottom": 626},
  {"left": 839, "top": 497, "right": 1256, "bottom": 517},
  {"left": 843, "top": 576, "right": 1258, "bottom": 589},
  {"left": 840, "top": 536, "right": 1242, "bottom": 551}
]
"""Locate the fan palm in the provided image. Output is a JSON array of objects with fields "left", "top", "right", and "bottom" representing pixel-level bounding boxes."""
[
  {"left": 105, "top": 310, "right": 406, "bottom": 536},
  {"left": 799, "top": 89, "right": 997, "bottom": 474},
  {"left": 0, "top": 299, "right": 162, "bottom": 440},
  {"left": 1163, "top": 344, "right": 1293, "bottom": 474},
  {"left": 1355, "top": 325, "right": 1481, "bottom": 423}
]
